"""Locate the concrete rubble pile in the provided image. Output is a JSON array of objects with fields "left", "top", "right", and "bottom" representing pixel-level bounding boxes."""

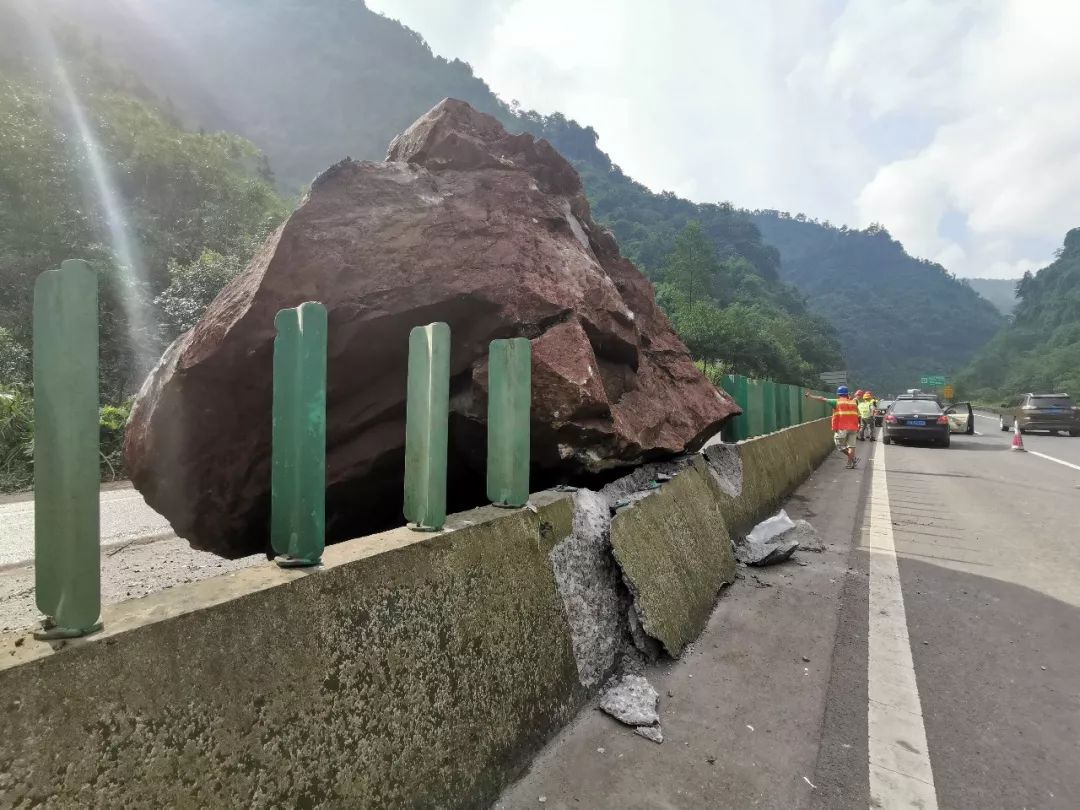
[{"left": 124, "top": 98, "right": 738, "bottom": 558}]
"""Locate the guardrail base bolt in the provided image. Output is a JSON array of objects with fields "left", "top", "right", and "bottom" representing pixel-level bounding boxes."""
[
  {"left": 274, "top": 555, "right": 321, "bottom": 569},
  {"left": 407, "top": 522, "right": 443, "bottom": 533},
  {"left": 33, "top": 620, "right": 103, "bottom": 641}
]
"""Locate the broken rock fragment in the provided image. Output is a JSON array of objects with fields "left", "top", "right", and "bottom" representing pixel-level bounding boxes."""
[
  {"left": 735, "top": 509, "right": 813, "bottom": 566},
  {"left": 599, "top": 674, "right": 660, "bottom": 727}
]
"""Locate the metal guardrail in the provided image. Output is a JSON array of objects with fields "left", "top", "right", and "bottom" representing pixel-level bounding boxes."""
[
  {"left": 721, "top": 374, "right": 831, "bottom": 442},
  {"left": 27, "top": 265, "right": 539, "bottom": 637},
  {"left": 27, "top": 261, "right": 833, "bottom": 640}
]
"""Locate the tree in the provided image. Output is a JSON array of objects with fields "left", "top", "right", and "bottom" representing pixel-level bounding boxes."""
[{"left": 663, "top": 222, "right": 720, "bottom": 308}]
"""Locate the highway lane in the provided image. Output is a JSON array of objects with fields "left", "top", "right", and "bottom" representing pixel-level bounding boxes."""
[
  {"left": 817, "top": 426, "right": 1080, "bottom": 809},
  {"left": 0, "top": 482, "right": 172, "bottom": 569}
]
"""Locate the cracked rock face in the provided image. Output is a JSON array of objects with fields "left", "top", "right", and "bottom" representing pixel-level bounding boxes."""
[{"left": 124, "top": 97, "right": 738, "bottom": 557}]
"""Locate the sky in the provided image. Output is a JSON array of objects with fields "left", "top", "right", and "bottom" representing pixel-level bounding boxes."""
[{"left": 366, "top": 0, "right": 1080, "bottom": 279}]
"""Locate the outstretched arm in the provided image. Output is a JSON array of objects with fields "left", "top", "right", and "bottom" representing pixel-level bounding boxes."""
[{"left": 804, "top": 392, "right": 828, "bottom": 403}]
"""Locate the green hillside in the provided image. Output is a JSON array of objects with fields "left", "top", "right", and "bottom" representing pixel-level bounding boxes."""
[
  {"left": 17, "top": 0, "right": 841, "bottom": 386},
  {"left": 0, "top": 3, "right": 287, "bottom": 488},
  {"left": 957, "top": 229, "right": 1080, "bottom": 400},
  {"left": 964, "top": 277, "right": 1019, "bottom": 316},
  {"left": 748, "top": 211, "right": 1005, "bottom": 394}
]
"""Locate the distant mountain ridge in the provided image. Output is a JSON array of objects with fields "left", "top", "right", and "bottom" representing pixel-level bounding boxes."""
[
  {"left": 17, "top": 0, "right": 1003, "bottom": 389},
  {"left": 964, "top": 278, "right": 1019, "bottom": 316},
  {"left": 957, "top": 229, "right": 1080, "bottom": 399},
  {"left": 747, "top": 212, "right": 1005, "bottom": 393}
]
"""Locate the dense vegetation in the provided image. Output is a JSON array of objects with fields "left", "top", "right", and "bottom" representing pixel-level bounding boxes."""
[
  {"left": 956, "top": 229, "right": 1080, "bottom": 401},
  {"left": 0, "top": 4, "right": 288, "bottom": 488},
  {"left": 964, "top": 278, "right": 1019, "bottom": 316},
  {"left": 748, "top": 212, "right": 1004, "bottom": 394}
]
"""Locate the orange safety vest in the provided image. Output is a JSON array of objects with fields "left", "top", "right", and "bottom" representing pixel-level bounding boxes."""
[{"left": 831, "top": 398, "right": 861, "bottom": 431}]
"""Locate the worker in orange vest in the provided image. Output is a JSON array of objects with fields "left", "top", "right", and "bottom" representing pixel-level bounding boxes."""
[{"left": 805, "top": 385, "right": 861, "bottom": 469}]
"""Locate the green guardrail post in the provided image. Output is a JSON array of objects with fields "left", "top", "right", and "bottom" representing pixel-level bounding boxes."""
[
  {"left": 33, "top": 259, "right": 102, "bottom": 640},
  {"left": 487, "top": 338, "right": 531, "bottom": 508},
  {"left": 271, "top": 301, "right": 328, "bottom": 568},
  {"left": 404, "top": 322, "right": 450, "bottom": 531}
]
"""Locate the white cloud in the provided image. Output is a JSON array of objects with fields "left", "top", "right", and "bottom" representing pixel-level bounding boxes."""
[{"left": 369, "top": 0, "right": 1080, "bottom": 279}]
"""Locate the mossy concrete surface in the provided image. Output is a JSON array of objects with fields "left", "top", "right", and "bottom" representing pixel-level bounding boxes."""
[
  {"left": 712, "top": 418, "right": 834, "bottom": 538},
  {"left": 0, "top": 420, "right": 833, "bottom": 808},
  {"left": 0, "top": 495, "right": 583, "bottom": 809},
  {"left": 610, "top": 457, "right": 736, "bottom": 657},
  {"left": 614, "top": 419, "right": 833, "bottom": 658}
]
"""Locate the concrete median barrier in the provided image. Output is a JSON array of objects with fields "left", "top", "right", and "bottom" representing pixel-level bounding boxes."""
[{"left": 0, "top": 419, "right": 832, "bottom": 808}]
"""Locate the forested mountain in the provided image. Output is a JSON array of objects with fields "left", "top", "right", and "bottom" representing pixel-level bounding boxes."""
[
  {"left": 748, "top": 212, "right": 1005, "bottom": 394},
  {"left": 6, "top": 0, "right": 842, "bottom": 388},
  {"left": 0, "top": 2, "right": 288, "bottom": 488},
  {"left": 965, "top": 278, "right": 1019, "bottom": 316},
  {"left": 32, "top": 0, "right": 512, "bottom": 190},
  {"left": 957, "top": 229, "right": 1080, "bottom": 400}
]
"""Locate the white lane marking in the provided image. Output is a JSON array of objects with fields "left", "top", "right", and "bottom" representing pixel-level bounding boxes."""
[
  {"left": 1027, "top": 450, "right": 1080, "bottom": 472},
  {"left": 865, "top": 441, "right": 939, "bottom": 809},
  {"left": 972, "top": 414, "right": 1080, "bottom": 470}
]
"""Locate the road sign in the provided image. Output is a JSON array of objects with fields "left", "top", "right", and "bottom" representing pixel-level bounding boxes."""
[
  {"left": 919, "top": 375, "right": 946, "bottom": 387},
  {"left": 820, "top": 370, "right": 847, "bottom": 385},
  {"left": 943, "top": 384, "right": 955, "bottom": 400}
]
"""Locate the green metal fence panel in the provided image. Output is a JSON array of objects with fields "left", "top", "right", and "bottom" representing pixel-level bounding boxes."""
[
  {"left": 271, "top": 301, "right": 328, "bottom": 568},
  {"left": 777, "top": 383, "right": 791, "bottom": 430},
  {"left": 746, "top": 378, "right": 765, "bottom": 438},
  {"left": 723, "top": 374, "right": 749, "bottom": 441},
  {"left": 404, "top": 322, "right": 451, "bottom": 531},
  {"left": 487, "top": 338, "right": 531, "bottom": 508},
  {"left": 762, "top": 381, "right": 777, "bottom": 434},
  {"left": 33, "top": 259, "right": 101, "bottom": 639}
]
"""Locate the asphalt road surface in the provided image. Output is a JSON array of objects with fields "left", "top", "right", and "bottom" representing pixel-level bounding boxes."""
[
  {"left": 499, "top": 424, "right": 1080, "bottom": 809},
  {"left": 0, "top": 484, "right": 260, "bottom": 632},
  {"left": 0, "top": 482, "right": 172, "bottom": 568}
]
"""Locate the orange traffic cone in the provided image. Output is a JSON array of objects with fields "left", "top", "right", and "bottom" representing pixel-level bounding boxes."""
[{"left": 1011, "top": 421, "right": 1025, "bottom": 451}]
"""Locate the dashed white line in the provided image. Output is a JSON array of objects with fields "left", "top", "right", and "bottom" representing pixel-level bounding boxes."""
[{"left": 864, "top": 441, "right": 939, "bottom": 809}]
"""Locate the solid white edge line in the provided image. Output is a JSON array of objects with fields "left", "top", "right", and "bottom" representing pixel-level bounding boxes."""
[
  {"left": 973, "top": 414, "right": 1080, "bottom": 470},
  {"left": 866, "top": 441, "right": 939, "bottom": 809},
  {"left": 1027, "top": 450, "right": 1080, "bottom": 472}
]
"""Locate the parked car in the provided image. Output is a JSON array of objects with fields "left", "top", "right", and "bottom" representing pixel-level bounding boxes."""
[
  {"left": 882, "top": 398, "right": 971, "bottom": 447},
  {"left": 873, "top": 399, "right": 893, "bottom": 426},
  {"left": 998, "top": 393, "right": 1080, "bottom": 435}
]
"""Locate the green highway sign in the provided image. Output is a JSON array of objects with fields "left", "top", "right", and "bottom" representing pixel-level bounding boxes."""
[{"left": 920, "top": 375, "right": 947, "bottom": 387}]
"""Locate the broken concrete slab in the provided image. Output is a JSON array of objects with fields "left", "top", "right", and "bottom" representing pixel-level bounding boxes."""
[
  {"left": 787, "top": 519, "right": 825, "bottom": 552},
  {"left": 635, "top": 725, "right": 664, "bottom": 744},
  {"left": 736, "top": 537, "right": 799, "bottom": 566},
  {"left": 735, "top": 512, "right": 822, "bottom": 566},
  {"left": 609, "top": 457, "right": 736, "bottom": 658},
  {"left": 599, "top": 674, "right": 660, "bottom": 727},
  {"left": 549, "top": 490, "right": 627, "bottom": 687},
  {"left": 700, "top": 441, "right": 743, "bottom": 497}
]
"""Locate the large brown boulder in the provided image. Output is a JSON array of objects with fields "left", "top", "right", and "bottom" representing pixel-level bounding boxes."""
[{"left": 124, "top": 99, "right": 739, "bottom": 557}]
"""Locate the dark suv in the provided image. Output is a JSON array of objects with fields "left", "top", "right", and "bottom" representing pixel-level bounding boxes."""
[{"left": 999, "top": 393, "right": 1080, "bottom": 436}]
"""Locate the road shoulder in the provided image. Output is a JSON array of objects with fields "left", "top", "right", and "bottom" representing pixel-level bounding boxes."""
[{"left": 497, "top": 451, "right": 872, "bottom": 809}]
